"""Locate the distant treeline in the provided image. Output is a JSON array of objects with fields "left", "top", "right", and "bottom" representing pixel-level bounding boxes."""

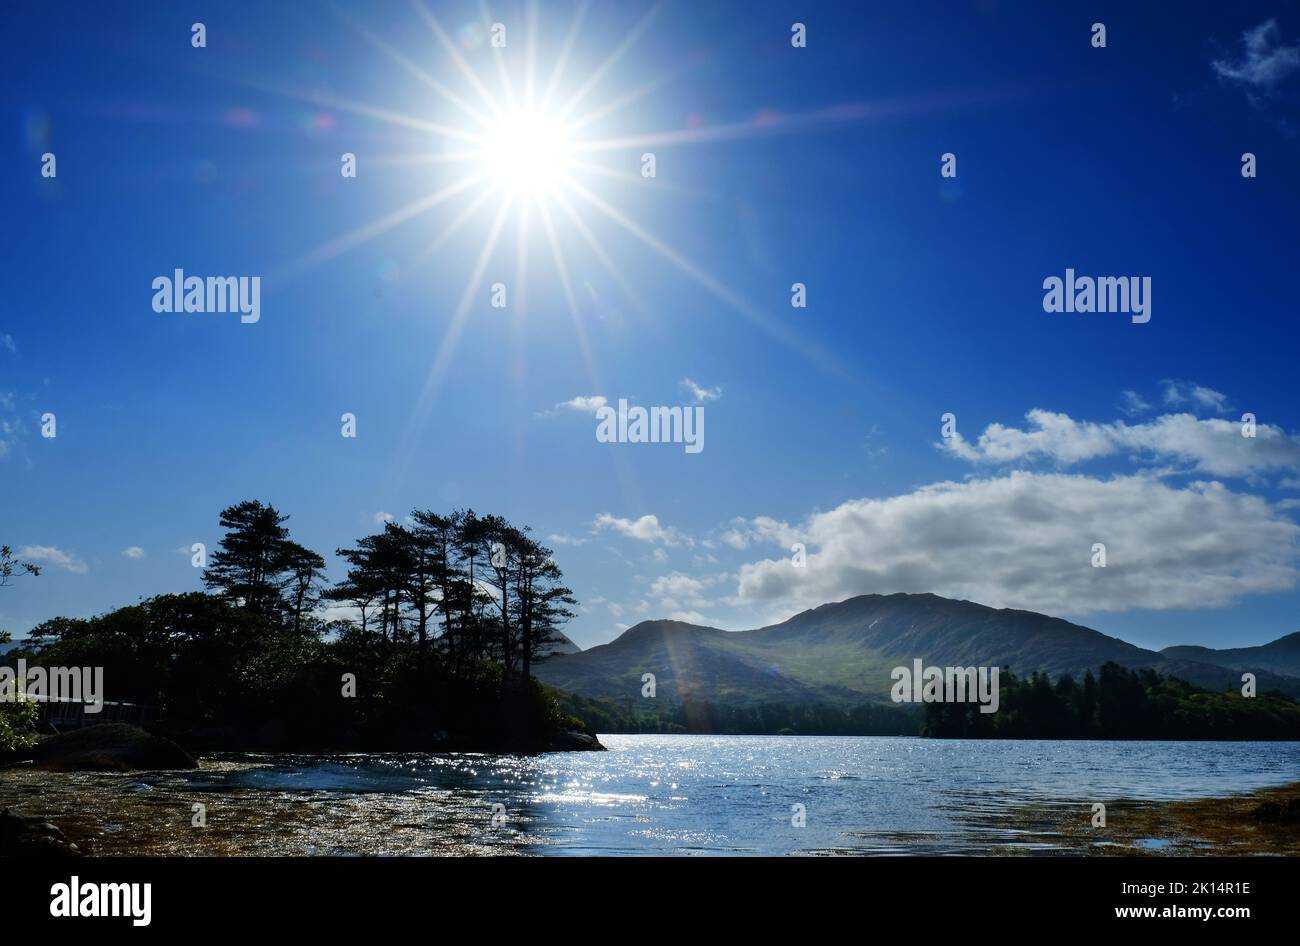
[
  {"left": 561, "top": 663, "right": 1300, "bottom": 740},
  {"left": 1, "top": 502, "right": 587, "bottom": 754},
  {"left": 561, "top": 692, "right": 922, "bottom": 736},
  {"left": 922, "top": 664, "right": 1300, "bottom": 740}
]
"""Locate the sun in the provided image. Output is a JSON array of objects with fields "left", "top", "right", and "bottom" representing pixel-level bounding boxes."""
[
  {"left": 479, "top": 107, "right": 575, "bottom": 199},
  {"left": 268, "top": 1, "right": 858, "bottom": 433}
]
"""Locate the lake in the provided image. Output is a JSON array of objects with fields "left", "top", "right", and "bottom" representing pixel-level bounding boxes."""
[{"left": 4, "top": 735, "right": 1298, "bottom": 855}]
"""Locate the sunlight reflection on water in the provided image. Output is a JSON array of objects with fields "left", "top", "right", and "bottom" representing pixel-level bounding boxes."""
[{"left": 3, "top": 735, "right": 1297, "bottom": 855}]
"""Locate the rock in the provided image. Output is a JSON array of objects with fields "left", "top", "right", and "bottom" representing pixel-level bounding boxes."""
[
  {"left": 0, "top": 808, "right": 83, "bottom": 857},
  {"left": 1252, "top": 798, "right": 1300, "bottom": 825},
  {"left": 546, "top": 730, "right": 606, "bottom": 752},
  {"left": 27, "top": 724, "right": 197, "bottom": 772}
]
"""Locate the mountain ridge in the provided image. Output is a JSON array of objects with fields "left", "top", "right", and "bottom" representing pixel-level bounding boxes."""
[{"left": 538, "top": 593, "right": 1300, "bottom": 705}]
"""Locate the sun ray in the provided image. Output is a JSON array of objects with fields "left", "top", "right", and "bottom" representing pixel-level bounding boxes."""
[
  {"left": 575, "top": 90, "right": 1020, "bottom": 154},
  {"left": 566, "top": 159, "right": 725, "bottom": 207},
  {"left": 551, "top": 186, "right": 648, "bottom": 317},
  {"left": 410, "top": 0, "right": 504, "bottom": 119},
  {"left": 480, "top": 0, "right": 519, "bottom": 111},
  {"left": 431, "top": 193, "right": 514, "bottom": 392},
  {"left": 539, "top": 200, "right": 602, "bottom": 393},
  {"left": 558, "top": 0, "right": 665, "bottom": 120},
  {"left": 540, "top": 0, "right": 591, "bottom": 111},
  {"left": 565, "top": 158, "right": 660, "bottom": 188},
  {"left": 564, "top": 59, "right": 698, "bottom": 135},
  {"left": 507, "top": 198, "right": 531, "bottom": 411},
  {"left": 411, "top": 184, "right": 501, "bottom": 267},
  {"left": 524, "top": 0, "right": 539, "bottom": 107},
  {"left": 387, "top": 195, "right": 516, "bottom": 493},
  {"left": 271, "top": 173, "right": 489, "bottom": 282},
  {"left": 333, "top": 5, "right": 493, "bottom": 132},
  {"left": 563, "top": 178, "right": 854, "bottom": 381},
  {"left": 513, "top": 197, "right": 530, "bottom": 327},
  {"left": 243, "top": 74, "right": 486, "bottom": 143},
  {"left": 363, "top": 150, "right": 486, "bottom": 169}
]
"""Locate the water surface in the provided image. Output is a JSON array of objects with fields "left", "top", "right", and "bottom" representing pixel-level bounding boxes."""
[{"left": 4, "top": 735, "right": 1296, "bottom": 855}]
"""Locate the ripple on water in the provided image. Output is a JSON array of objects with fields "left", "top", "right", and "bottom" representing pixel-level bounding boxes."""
[{"left": 1, "top": 735, "right": 1296, "bottom": 855}]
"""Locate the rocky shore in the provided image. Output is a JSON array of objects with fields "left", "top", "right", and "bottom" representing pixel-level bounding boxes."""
[{"left": 980, "top": 781, "right": 1300, "bottom": 856}]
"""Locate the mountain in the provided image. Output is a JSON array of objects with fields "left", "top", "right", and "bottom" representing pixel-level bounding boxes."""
[
  {"left": 536, "top": 593, "right": 1300, "bottom": 706},
  {"left": 539, "top": 630, "right": 581, "bottom": 656},
  {"left": 1161, "top": 631, "right": 1300, "bottom": 680}
]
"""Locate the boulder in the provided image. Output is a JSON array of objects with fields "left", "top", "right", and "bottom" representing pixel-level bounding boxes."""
[
  {"left": 546, "top": 730, "right": 607, "bottom": 752},
  {"left": 28, "top": 724, "right": 197, "bottom": 772},
  {"left": 0, "top": 809, "right": 82, "bottom": 857}
]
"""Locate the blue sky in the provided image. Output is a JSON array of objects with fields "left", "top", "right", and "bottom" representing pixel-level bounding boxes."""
[{"left": 3, "top": 1, "right": 1300, "bottom": 652}]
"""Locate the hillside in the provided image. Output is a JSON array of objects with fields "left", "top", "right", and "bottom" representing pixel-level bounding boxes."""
[
  {"left": 537, "top": 593, "right": 1300, "bottom": 706},
  {"left": 1162, "top": 631, "right": 1300, "bottom": 680}
]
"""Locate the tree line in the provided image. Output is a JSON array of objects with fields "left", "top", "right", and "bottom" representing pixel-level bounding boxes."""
[
  {"left": 198, "top": 500, "right": 575, "bottom": 686},
  {"left": 922, "top": 663, "right": 1300, "bottom": 740},
  {"left": 3, "top": 502, "right": 585, "bottom": 752}
]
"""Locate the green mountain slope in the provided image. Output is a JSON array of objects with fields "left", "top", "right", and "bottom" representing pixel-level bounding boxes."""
[{"left": 538, "top": 593, "right": 1300, "bottom": 705}]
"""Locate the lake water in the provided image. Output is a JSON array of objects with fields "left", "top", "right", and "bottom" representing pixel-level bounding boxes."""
[{"left": 6, "top": 735, "right": 1298, "bottom": 855}]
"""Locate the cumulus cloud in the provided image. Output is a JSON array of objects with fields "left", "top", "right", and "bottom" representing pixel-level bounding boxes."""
[
  {"left": 373, "top": 512, "right": 394, "bottom": 525},
  {"left": 1213, "top": 19, "right": 1300, "bottom": 90},
  {"left": 733, "top": 472, "right": 1300, "bottom": 617},
  {"left": 121, "top": 546, "right": 145, "bottom": 560},
  {"left": 940, "top": 408, "right": 1300, "bottom": 479},
  {"left": 19, "top": 545, "right": 88, "bottom": 574},
  {"left": 680, "top": 378, "right": 722, "bottom": 403},
  {"left": 648, "top": 568, "right": 723, "bottom": 622},
  {"left": 650, "top": 573, "right": 705, "bottom": 599},
  {"left": 718, "top": 516, "right": 795, "bottom": 551},
  {"left": 594, "top": 513, "right": 688, "bottom": 546}
]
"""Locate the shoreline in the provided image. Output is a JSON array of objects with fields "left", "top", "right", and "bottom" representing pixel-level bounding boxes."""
[{"left": 979, "top": 781, "right": 1300, "bottom": 856}]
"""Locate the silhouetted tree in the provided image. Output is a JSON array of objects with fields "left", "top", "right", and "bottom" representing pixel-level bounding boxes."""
[
  {"left": 203, "top": 501, "right": 294, "bottom": 616},
  {"left": 279, "top": 541, "right": 327, "bottom": 635}
]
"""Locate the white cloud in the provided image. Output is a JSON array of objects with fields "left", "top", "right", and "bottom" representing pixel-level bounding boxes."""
[
  {"left": 940, "top": 408, "right": 1300, "bottom": 479},
  {"left": 0, "top": 391, "right": 26, "bottom": 459},
  {"left": 1160, "top": 380, "right": 1229, "bottom": 413},
  {"left": 720, "top": 528, "right": 750, "bottom": 550},
  {"left": 645, "top": 571, "right": 727, "bottom": 619},
  {"left": 649, "top": 572, "right": 709, "bottom": 600},
  {"left": 121, "top": 546, "right": 145, "bottom": 560},
  {"left": 1213, "top": 19, "right": 1300, "bottom": 89},
  {"left": 680, "top": 378, "right": 722, "bottom": 403},
  {"left": 547, "top": 532, "right": 588, "bottom": 546},
  {"left": 19, "top": 545, "right": 88, "bottom": 575},
  {"left": 733, "top": 472, "right": 1300, "bottom": 618},
  {"left": 1119, "top": 390, "right": 1150, "bottom": 416},
  {"left": 594, "top": 513, "right": 688, "bottom": 546},
  {"left": 0, "top": 334, "right": 15, "bottom": 354},
  {"left": 373, "top": 512, "right": 394, "bottom": 525},
  {"left": 539, "top": 395, "right": 608, "bottom": 418}
]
